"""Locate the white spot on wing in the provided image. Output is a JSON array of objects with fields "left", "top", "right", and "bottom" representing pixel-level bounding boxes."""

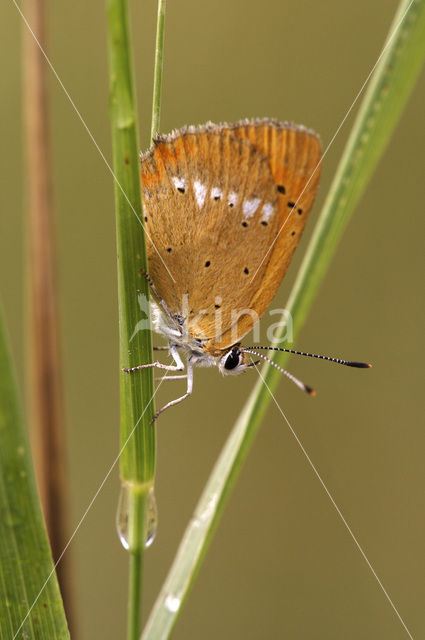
[
  {"left": 228, "top": 192, "right": 238, "bottom": 207},
  {"left": 242, "top": 198, "right": 261, "bottom": 218},
  {"left": 211, "top": 187, "right": 222, "bottom": 200},
  {"left": 261, "top": 202, "right": 274, "bottom": 221},
  {"left": 194, "top": 180, "right": 207, "bottom": 208},
  {"left": 172, "top": 176, "right": 187, "bottom": 191}
]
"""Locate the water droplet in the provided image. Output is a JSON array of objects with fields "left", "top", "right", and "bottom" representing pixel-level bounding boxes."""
[
  {"left": 145, "top": 487, "right": 158, "bottom": 548},
  {"left": 165, "top": 594, "right": 181, "bottom": 613},
  {"left": 116, "top": 484, "right": 158, "bottom": 550},
  {"left": 116, "top": 485, "right": 130, "bottom": 550}
]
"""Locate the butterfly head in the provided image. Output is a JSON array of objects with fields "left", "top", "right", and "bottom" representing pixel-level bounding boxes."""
[{"left": 218, "top": 345, "right": 258, "bottom": 376}]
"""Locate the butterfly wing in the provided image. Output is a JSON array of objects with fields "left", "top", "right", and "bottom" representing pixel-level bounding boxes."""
[{"left": 140, "top": 119, "right": 321, "bottom": 354}]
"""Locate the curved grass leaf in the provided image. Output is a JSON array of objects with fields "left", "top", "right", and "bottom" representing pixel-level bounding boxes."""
[{"left": 0, "top": 310, "right": 69, "bottom": 639}]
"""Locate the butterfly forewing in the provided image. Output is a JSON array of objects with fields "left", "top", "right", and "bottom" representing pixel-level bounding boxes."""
[
  {"left": 140, "top": 119, "right": 321, "bottom": 353},
  {"left": 141, "top": 128, "right": 279, "bottom": 349}
]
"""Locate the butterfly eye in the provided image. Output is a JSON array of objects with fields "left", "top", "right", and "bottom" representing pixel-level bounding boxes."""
[
  {"left": 219, "top": 348, "right": 249, "bottom": 376},
  {"left": 220, "top": 347, "right": 244, "bottom": 373}
]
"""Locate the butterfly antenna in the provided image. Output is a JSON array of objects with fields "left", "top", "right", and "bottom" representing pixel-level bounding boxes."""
[
  {"left": 242, "top": 349, "right": 316, "bottom": 396},
  {"left": 243, "top": 346, "right": 372, "bottom": 369}
]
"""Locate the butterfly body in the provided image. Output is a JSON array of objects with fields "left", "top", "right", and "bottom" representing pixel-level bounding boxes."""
[
  {"left": 150, "top": 300, "right": 215, "bottom": 364},
  {"left": 150, "top": 297, "right": 248, "bottom": 379}
]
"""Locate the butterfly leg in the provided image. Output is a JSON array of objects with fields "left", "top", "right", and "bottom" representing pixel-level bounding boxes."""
[
  {"left": 153, "top": 345, "right": 186, "bottom": 376},
  {"left": 123, "top": 345, "right": 184, "bottom": 373},
  {"left": 151, "top": 361, "right": 194, "bottom": 423}
]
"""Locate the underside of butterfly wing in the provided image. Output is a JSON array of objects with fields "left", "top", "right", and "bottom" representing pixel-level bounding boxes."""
[{"left": 140, "top": 119, "right": 322, "bottom": 354}]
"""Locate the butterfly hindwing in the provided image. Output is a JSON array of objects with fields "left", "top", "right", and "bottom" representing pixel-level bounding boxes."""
[{"left": 206, "top": 120, "right": 322, "bottom": 350}]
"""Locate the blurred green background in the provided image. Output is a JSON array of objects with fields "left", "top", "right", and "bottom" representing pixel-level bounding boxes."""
[{"left": 1, "top": 0, "right": 424, "bottom": 638}]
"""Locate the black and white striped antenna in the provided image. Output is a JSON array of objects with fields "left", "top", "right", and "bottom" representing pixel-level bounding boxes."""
[{"left": 242, "top": 346, "right": 371, "bottom": 395}]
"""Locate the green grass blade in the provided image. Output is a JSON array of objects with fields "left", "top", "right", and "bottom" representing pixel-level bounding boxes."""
[
  {"left": 141, "top": 0, "right": 425, "bottom": 637},
  {"left": 0, "top": 309, "right": 69, "bottom": 640},
  {"left": 151, "top": 0, "right": 167, "bottom": 141},
  {"left": 106, "top": 0, "right": 156, "bottom": 637}
]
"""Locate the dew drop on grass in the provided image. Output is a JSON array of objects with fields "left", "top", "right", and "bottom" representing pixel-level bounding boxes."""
[
  {"left": 116, "top": 484, "right": 130, "bottom": 550},
  {"left": 165, "top": 594, "right": 181, "bottom": 613},
  {"left": 116, "top": 484, "right": 158, "bottom": 550},
  {"left": 145, "top": 487, "right": 158, "bottom": 548}
]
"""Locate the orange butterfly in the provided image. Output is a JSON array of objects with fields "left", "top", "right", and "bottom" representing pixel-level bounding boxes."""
[{"left": 124, "top": 119, "right": 370, "bottom": 420}]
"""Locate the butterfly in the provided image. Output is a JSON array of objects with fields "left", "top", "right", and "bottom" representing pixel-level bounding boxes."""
[{"left": 124, "top": 119, "right": 370, "bottom": 420}]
